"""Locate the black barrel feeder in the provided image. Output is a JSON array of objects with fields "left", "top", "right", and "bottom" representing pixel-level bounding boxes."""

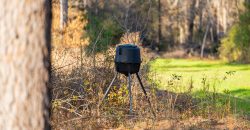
[
  {"left": 115, "top": 44, "right": 141, "bottom": 76},
  {"left": 99, "top": 44, "right": 155, "bottom": 117}
]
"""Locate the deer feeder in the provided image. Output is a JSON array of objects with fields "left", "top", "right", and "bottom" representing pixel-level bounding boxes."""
[
  {"left": 99, "top": 44, "right": 155, "bottom": 117},
  {"left": 115, "top": 44, "right": 141, "bottom": 76}
]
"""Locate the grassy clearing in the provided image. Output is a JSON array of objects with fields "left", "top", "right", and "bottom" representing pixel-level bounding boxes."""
[{"left": 149, "top": 58, "right": 250, "bottom": 115}]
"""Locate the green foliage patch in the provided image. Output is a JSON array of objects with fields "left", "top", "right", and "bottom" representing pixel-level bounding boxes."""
[
  {"left": 84, "top": 13, "right": 124, "bottom": 55},
  {"left": 149, "top": 58, "right": 250, "bottom": 115},
  {"left": 219, "top": 2, "right": 250, "bottom": 63}
]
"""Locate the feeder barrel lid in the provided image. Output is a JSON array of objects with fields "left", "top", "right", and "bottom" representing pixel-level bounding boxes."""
[{"left": 115, "top": 44, "right": 141, "bottom": 64}]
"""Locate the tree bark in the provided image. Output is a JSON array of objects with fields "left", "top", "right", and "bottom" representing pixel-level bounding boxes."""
[
  {"left": 60, "top": 0, "right": 68, "bottom": 29},
  {"left": 201, "top": 21, "right": 210, "bottom": 58},
  {"left": 0, "top": 0, "right": 52, "bottom": 129}
]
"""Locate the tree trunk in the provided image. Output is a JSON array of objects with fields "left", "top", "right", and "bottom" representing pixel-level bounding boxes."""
[
  {"left": 201, "top": 21, "right": 210, "bottom": 58},
  {"left": 158, "top": 0, "right": 162, "bottom": 46},
  {"left": 95, "top": 0, "right": 98, "bottom": 15},
  {"left": 60, "top": 0, "right": 68, "bottom": 29},
  {"left": 0, "top": 0, "right": 52, "bottom": 130},
  {"left": 83, "top": 0, "right": 87, "bottom": 8},
  {"left": 187, "top": 0, "right": 197, "bottom": 44}
]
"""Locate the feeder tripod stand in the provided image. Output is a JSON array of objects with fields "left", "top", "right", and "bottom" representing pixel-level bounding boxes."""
[{"left": 99, "top": 72, "right": 156, "bottom": 117}]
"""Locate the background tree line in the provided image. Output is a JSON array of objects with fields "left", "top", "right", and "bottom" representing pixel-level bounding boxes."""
[{"left": 78, "top": 0, "right": 249, "bottom": 62}]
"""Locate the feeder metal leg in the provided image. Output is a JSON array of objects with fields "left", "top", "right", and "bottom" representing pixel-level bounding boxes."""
[
  {"left": 99, "top": 72, "right": 118, "bottom": 106},
  {"left": 136, "top": 73, "right": 156, "bottom": 117},
  {"left": 128, "top": 73, "right": 133, "bottom": 114}
]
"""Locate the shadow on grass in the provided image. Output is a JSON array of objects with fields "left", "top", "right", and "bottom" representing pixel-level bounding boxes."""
[
  {"left": 229, "top": 89, "right": 250, "bottom": 99},
  {"left": 192, "top": 90, "right": 250, "bottom": 118},
  {"left": 226, "top": 62, "right": 250, "bottom": 66}
]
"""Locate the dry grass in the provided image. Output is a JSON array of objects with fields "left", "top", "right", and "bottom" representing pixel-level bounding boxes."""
[{"left": 52, "top": 0, "right": 88, "bottom": 48}]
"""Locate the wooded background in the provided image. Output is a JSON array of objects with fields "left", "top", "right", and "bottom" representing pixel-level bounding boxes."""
[{"left": 59, "top": 0, "right": 249, "bottom": 62}]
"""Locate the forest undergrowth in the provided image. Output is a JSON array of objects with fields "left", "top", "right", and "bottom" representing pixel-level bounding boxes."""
[{"left": 50, "top": 45, "right": 250, "bottom": 129}]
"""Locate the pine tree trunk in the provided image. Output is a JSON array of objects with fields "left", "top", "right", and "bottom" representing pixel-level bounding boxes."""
[{"left": 0, "top": 0, "right": 52, "bottom": 129}]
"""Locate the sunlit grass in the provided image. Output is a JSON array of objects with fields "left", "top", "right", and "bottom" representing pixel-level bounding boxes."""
[{"left": 149, "top": 58, "right": 250, "bottom": 114}]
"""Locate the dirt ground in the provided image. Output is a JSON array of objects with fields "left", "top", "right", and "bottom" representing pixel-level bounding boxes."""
[{"left": 117, "top": 116, "right": 250, "bottom": 130}]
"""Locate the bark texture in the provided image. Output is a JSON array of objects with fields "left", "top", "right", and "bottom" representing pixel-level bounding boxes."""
[{"left": 0, "top": 0, "right": 52, "bottom": 130}]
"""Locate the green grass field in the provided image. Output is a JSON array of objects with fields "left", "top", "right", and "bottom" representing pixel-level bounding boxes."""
[{"left": 149, "top": 58, "right": 250, "bottom": 115}]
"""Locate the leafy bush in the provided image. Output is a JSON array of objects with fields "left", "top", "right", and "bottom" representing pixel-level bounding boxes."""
[
  {"left": 85, "top": 14, "right": 124, "bottom": 55},
  {"left": 219, "top": 25, "right": 242, "bottom": 62},
  {"left": 219, "top": 2, "right": 250, "bottom": 63}
]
